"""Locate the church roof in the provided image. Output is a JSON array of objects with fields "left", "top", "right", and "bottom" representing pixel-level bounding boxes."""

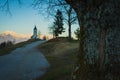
[{"left": 34, "top": 26, "right": 37, "bottom": 30}]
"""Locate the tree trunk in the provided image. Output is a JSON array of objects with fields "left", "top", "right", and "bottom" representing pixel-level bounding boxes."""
[
  {"left": 65, "top": 0, "right": 120, "bottom": 80},
  {"left": 68, "top": 19, "right": 71, "bottom": 40},
  {"left": 67, "top": 7, "right": 72, "bottom": 41}
]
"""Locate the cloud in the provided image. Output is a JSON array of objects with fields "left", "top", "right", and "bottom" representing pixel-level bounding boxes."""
[
  {"left": 1, "top": 31, "right": 32, "bottom": 40},
  {"left": 0, "top": 31, "right": 32, "bottom": 44}
]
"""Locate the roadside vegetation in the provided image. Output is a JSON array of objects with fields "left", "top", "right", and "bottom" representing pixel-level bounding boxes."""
[
  {"left": 0, "top": 39, "right": 40, "bottom": 56},
  {"left": 36, "top": 37, "right": 79, "bottom": 80}
]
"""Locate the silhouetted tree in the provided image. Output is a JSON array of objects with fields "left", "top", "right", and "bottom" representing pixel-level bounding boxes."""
[
  {"left": 0, "top": 42, "right": 6, "bottom": 48},
  {"left": 74, "top": 28, "right": 80, "bottom": 40},
  {"left": 62, "top": 5, "right": 77, "bottom": 41},
  {"left": 6, "top": 41, "right": 13, "bottom": 46},
  {"left": 53, "top": 9, "right": 65, "bottom": 37},
  {"left": 61, "top": 6, "right": 77, "bottom": 40},
  {"left": 33, "top": 0, "right": 77, "bottom": 41},
  {"left": 43, "top": 35, "right": 47, "bottom": 40},
  {"left": 48, "top": 24, "right": 55, "bottom": 38},
  {"left": 38, "top": 30, "right": 41, "bottom": 39},
  {"left": 0, "top": 41, "right": 13, "bottom": 49}
]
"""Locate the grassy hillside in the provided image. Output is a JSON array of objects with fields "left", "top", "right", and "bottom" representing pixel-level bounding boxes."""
[
  {"left": 36, "top": 38, "right": 79, "bottom": 80},
  {"left": 0, "top": 39, "right": 40, "bottom": 56}
]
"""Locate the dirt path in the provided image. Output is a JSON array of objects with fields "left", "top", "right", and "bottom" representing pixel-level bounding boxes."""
[{"left": 0, "top": 41, "right": 50, "bottom": 80}]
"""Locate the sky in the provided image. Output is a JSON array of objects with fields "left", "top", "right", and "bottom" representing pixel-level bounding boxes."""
[{"left": 0, "top": 0, "right": 79, "bottom": 38}]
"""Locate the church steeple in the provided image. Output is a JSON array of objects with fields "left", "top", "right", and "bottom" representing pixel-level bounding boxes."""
[
  {"left": 34, "top": 25, "right": 37, "bottom": 30},
  {"left": 31, "top": 25, "right": 37, "bottom": 39}
]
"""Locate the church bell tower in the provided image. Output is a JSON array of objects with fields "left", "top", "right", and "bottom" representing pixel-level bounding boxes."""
[{"left": 31, "top": 25, "right": 37, "bottom": 39}]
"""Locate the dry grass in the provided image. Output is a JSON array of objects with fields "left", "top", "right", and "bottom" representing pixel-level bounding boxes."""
[{"left": 36, "top": 38, "right": 79, "bottom": 80}]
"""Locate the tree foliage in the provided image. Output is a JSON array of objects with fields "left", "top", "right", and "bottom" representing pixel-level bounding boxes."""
[
  {"left": 74, "top": 28, "right": 80, "bottom": 40},
  {"left": 53, "top": 9, "right": 65, "bottom": 37},
  {"left": 0, "top": 41, "right": 13, "bottom": 49},
  {"left": 33, "top": 0, "right": 77, "bottom": 40}
]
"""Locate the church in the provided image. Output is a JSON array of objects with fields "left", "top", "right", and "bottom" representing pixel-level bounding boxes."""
[{"left": 31, "top": 25, "right": 37, "bottom": 39}]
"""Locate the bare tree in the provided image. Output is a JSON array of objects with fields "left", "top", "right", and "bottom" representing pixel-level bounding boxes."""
[
  {"left": 0, "top": 0, "right": 22, "bottom": 15},
  {"left": 37, "top": 30, "right": 41, "bottom": 39},
  {"left": 33, "top": 0, "right": 77, "bottom": 40},
  {"left": 48, "top": 24, "right": 55, "bottom": 38},
  {"left": 62, "top": 5, "right": 77, "bottom": 41},
  {"left": 55, "top": 0, "right": 77, "bottom": 40}
]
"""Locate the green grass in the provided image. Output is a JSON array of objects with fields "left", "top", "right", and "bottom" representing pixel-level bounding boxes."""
[
  {"left": 0, "top": 39, "right": 40, "bottom": 56},
  {"left": 36, "top": 40, "right": 79, "bottom": 80}
]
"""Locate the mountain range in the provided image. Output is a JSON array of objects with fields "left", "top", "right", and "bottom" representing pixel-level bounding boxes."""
[{"left": 0, "top": 31, "right": 32, "bottom": 44}]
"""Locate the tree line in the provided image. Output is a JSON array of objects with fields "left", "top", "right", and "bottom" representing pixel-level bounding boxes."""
[
  {"left": 0, "top": 41, "right": 14, "bottom": 49},
  {"left": 49, "top": 9, "right": 80, "bottom": 40}
]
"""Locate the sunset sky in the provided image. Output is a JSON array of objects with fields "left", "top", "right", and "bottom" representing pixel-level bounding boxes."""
[{"left": 0, "top": 0, "right": 79, "bottom": 38}]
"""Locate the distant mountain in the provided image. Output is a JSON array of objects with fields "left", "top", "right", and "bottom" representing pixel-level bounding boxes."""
[{"left": 0, "top": 31, "right": 32, "bottom": 44}]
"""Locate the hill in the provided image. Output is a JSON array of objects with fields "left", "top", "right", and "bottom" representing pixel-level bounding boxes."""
[
  {"left": 36, "top": 38, "right": 79, "bottom": 80},
  {"left": 0, "top": 39, "right": 40, "bottom": 56}
]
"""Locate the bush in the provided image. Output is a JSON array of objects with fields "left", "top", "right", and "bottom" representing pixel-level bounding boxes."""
[{"left": 0, "top": 41, "right": 13, "bottom": 49}]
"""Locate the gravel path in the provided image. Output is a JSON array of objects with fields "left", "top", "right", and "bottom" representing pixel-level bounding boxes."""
[{"left": 0, "top": 41, "right": 50, "bottom": 80}]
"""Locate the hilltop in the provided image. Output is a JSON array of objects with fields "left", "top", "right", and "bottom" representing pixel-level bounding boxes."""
[{"left": 36, "top": 38, "right": 79, "bottom": 80}]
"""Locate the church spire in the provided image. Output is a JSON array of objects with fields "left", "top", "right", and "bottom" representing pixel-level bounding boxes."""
[
  {"left": 34, "top": 25, "right": 37, "bottom": 30},
  {"left": 31, "top": 25, "right": 37, "bottom": 39}
]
